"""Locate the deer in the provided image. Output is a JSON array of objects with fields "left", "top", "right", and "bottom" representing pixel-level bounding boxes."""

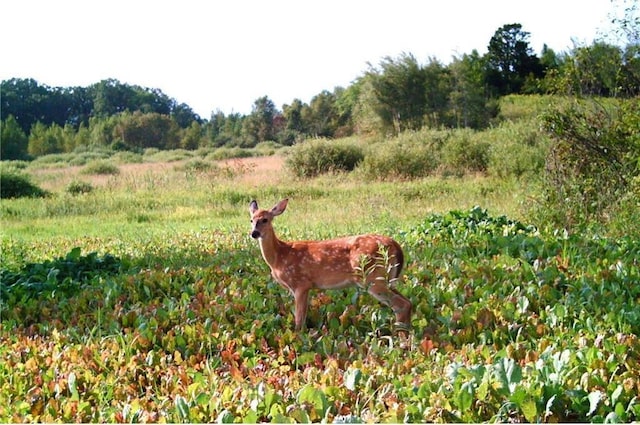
[{"left": 249, "top": 198, "right": 412, "bottom": 335}]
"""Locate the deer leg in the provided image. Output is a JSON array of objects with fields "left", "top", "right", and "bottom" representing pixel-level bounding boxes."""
[
  {"left": 367, "top": 281, "right": 412, "bottom": 328},
  {"left": 293, "top": 288, "right": 310, "bottom": 331}
]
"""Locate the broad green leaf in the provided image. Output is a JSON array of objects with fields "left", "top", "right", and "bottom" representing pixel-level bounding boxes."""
[
  {"left": 611, "top": 385, "right": 623, "bottom": 406},
  {"left": 456, "top": 381, "right": 474, "bottom": 412},
  {"left": 297, "top": 384, "right": 329, "bottom": 419},
  {"left": 494, "top": 357, "right": 521, "bottom": 395},
  {"left": 216, "top": 409, "right": 234, "bottom": 424},
  {"left": 243, "top": 409, "right": 258, "bottom": 423},
  {"left": 68, "top": 371, "right": 79, "bottom": 401},
  {"left": 588, "top": 390, "right": 602, "bottom": 416},
  {"left": 344, "top": 367, "right": 362, "bottom": 391},
  {"left": 175, "top": 395, "right": 190, "bottom": 421}
]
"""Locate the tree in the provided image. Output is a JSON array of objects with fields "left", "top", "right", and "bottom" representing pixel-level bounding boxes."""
[
  {"left": 114, "top": 111, "right": 180, "bottom": 150},
  {"left": 91, "top": 79, "right": 133, "bottom": 117},
  {"left": 27, "top": 122, "right": 65, "bottom": 156},
  {"left": 449, "top": 51, "right": 492, "bottom": 129},
  {"left": 366, "top": 53, "right": 427, "bottom": 134},
  {"left": 172, "top": 103, "right": 200, "bottom": 128},
  {"left": 486, "top": 24, "right": 544, "bottom": 95},
  {"left": 281, "top": 99, "right": 306, "bottom": 145},
  {"left": 422, "top": 58, "right": 452, "bottom": 127},
  {"left": 332, "top": 85, "right": 357, "bottom": 137},
  {"left": 302, "top": 90, "right": 339, "bottom": 137},
  {"left": 1, "top": 78, "right": 57, "bottom": 133},
  {"left": 1, "top": 115, "right": 29, "bottom": 160},
  {"left": 562, "top": 42, "right": 624, "bottom": 96},
  {"left": 243, "top": 96, "right": 279, "bottom": 146},
  {"left": 181, "top": 121, "right": 204, "bottom": 150}
]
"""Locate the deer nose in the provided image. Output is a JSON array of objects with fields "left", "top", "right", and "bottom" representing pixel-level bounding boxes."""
[{"left": 251, "top": 230, "right": 261, "bottom": 239}]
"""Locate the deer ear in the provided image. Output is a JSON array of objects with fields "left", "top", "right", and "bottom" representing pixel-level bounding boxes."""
[
  {"left": 249, "top": 200, "right": 259, "bottom": 215},
  {"left": 271, "top": 198, "right": 289, "bottom": 216}
]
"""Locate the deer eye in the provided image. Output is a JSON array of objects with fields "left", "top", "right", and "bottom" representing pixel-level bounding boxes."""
[{"left": 261, "top": 218, "right": 268, "bottom": 224}]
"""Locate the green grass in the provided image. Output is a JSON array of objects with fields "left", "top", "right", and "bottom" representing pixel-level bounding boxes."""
[{"left": 1, "top": 135, "right": 639, "bottom": 422}]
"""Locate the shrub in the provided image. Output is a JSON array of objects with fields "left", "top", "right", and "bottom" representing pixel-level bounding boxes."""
[
  {"left": 82, "top": 160, "right": 120, "bottom": 175},
  {"left": 286, "top": 138, "right": 364, "bottom": 178},
  {"left": 205, "top": 147, "right": 255, "bottom": 161},
  {"left": 486, "top": 121, "right": 549, "bottom": 179},
  {"left": 535, "top": 98, "right": 640, "bottom": 230},
  {"left": 358, "top": 130, "right": 443, "bottom": 180},
  {"left": 112, "top": 151, "right": 143, "bottom": 164},
  {"left": 66, "top": 180, "right": 94, "bottom": 195},
  {"left": 0, "top": 169, "right": 48, "bottom": 199},
  {"left": 174, "top": 159, "right": 217, "bottom": 173},
  {"left": 441, "top": 130, "right": 490, "bottom": 175}
]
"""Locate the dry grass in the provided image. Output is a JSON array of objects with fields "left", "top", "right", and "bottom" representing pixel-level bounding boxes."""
[{"left": 32, "top": 156, "right": 286, "bottom": 192}]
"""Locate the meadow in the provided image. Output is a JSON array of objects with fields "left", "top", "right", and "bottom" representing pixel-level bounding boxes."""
[{"left": 1, "top": 127, "right": 639, "bottom": 422}]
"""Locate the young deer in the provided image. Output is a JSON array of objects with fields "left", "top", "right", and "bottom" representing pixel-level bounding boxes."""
[{"left": 249, "top": 198, "right": 412, "bottom": 334}]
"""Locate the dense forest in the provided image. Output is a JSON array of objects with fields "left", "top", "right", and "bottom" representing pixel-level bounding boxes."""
[{"left": 2, "top": 23, "right": 639, "bottom": 161}]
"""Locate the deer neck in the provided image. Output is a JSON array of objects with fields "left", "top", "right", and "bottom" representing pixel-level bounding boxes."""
[{"left": 257, "top": 229, "right": 287, "bottom": 268}]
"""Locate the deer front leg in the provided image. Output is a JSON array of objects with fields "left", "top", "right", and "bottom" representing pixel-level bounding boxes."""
[{"left": 293, "top": 288, "right": 310, "bottom": 331}]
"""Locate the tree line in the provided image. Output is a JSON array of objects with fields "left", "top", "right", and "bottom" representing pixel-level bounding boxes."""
[{"left": 2, "top": 23, "right": 639, "bottom": 160}]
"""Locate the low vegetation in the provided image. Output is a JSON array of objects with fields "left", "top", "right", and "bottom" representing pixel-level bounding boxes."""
[
  {"left": 1, "top": 94, "right": 639, "bottom": 422},
  {"left": 1, "top": 206, "right": 638, "bottom": 422}
]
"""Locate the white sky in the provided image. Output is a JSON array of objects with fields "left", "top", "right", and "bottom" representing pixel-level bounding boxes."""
[{"left": 1, "top": 0, "right": 615, "bottom": 118}]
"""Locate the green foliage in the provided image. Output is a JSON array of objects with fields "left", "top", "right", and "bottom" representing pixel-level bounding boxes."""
[
  {"left": 174, "top": 159, "right": 217, "bottom": 173},
  {"left": 0, "top": 168, "right": 48, "bottom": 199},
  {"left": 1, "top": 115, "right": 29, "bottom": 160},
  {"left": 485, "top": 23, "right": 544, "bottom": 96},
  {"left": 358, "top": 130, "right": 441, "bottom": 180},
  {"left": 485, "top": 120, "right": 550, "bottom": 178},
  {"left": 365, "top": 53, "right": 430, "bottom": 133},
  {"left": 0, "top": 247, "right": 123, "bottom": 309},
  {"left": 81, "top": 160, "right": 120, "bottom": 175},
  {"left": 286, "top": 138, "right": 364, "bottom": 178},
  {"left": 441, "top": 130, "right": 490, "bottom": 175},
  {"left": 115, "top": 111, "right": 181, "bottom": 150},
  {"left": 66, "top": 180, "right": 94, "bottom": 195},
  {"left": 204, "top": 147, "right": 255, "bottom": 161},
  {"left": 537, "top": 98, "right": 640, "bottom": 230},
  {"left": 1, "top": 207, "right": 639, "bottom": 422}
]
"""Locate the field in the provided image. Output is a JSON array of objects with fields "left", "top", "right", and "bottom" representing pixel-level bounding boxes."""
[{"left": 1, "top": 153, "right": 639, "bottom": 422}]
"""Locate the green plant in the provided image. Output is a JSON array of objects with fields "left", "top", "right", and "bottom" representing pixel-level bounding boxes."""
[
  {"left": 441, "top": 130, "right": 490, "bottom": 175},
  {"left": 81, "top": 160, "right": 120, "bottom": 175},
  {"left": 66, "top": 180, "right": 94, "bottom": 195},
  {"left": 358, "top": 132, "right": 440, "bottom": 180},
  {"left": 537, "top": 98, "right": 640, "bottom": 230},
  {"left": 0, "top": 168, "right": 48, "bottom": 199},
  {"left": 286, "top": 138, "right": 364, "bottom": 178}
]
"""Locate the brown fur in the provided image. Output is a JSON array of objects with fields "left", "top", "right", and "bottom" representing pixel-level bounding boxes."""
[{"left": 249, "top": 198, "right": 412, "bottom": 332}]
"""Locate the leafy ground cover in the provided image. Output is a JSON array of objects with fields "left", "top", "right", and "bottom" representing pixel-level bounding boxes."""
[{"left": 1, "top": 206, "right": 639, "bottom": 422}]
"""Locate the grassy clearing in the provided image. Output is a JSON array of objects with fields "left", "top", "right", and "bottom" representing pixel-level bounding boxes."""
[{"left": 2, "top": 149, "right": 639, "bottom": 422}]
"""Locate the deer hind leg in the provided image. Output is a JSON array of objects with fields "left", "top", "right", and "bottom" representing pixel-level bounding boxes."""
[{"left": 367, "top": 280, "right": 412, "bottom": 329}]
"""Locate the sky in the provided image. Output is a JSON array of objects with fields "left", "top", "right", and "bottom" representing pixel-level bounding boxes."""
[{"left": 1, "top": 0, "right": 617, "bottom": 118}]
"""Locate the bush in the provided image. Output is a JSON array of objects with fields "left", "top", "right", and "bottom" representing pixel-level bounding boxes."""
[
  {"left": 0, "top": 169, "right": 48, "bottom": 199},
  {"left": 205, "top": 147, "right": 255, "bottom": 161},
  {"left": 441, "top": 130, "right": 490, "bottom": 175},
  {"left": 359, "top": 130, "right": 445, "bottom": 180},
  {"left": 174, "top": 159, "right": 218, "bottom": 173},
  {"left": 486, "top": 121, "right": 549, "bottom": 179},
  {"left": 535, "top": 98, "right": 640, "bottom": 230},
  {"left": 81, "top": 160, "right": 120, "bottom": 175},
  {"left": 286, "top": 138, "right": 364, "bottom": 178},
  {"left": 66, "top": 180, "right": 94, "bottom": 195}
]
